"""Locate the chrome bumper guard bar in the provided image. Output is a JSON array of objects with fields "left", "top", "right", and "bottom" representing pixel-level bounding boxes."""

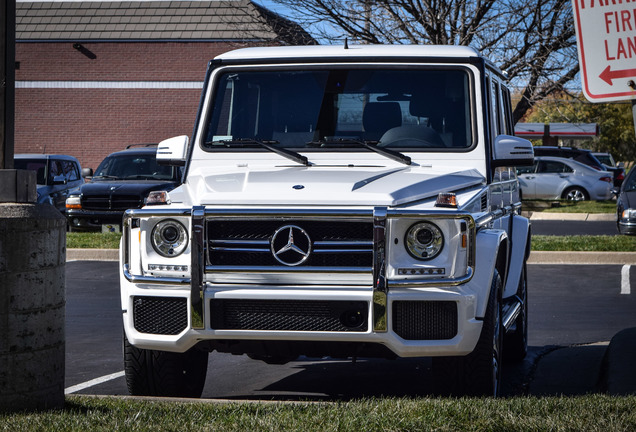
[{"left": 122, "top": 207, "right": 476, "bottom": 333}]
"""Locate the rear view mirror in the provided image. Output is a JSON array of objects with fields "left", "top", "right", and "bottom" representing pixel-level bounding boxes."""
[
  {"left": 81, "top": 167, "right": 93, "bottom": 178},
  {"left": 157, "top": 135, "right": 188, "bottom": 166},
  {"left": 492, "top": 135, "right": 534, "bottom": 168}
]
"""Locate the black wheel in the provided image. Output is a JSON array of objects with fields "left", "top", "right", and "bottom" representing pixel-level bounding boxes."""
[
  {"left": 562, "top": 186, "right": 588, "bottom": 201},
  {"left": 433, "top": 270, "right": 503, "bottom": 396},
  {"left": 504, "top": 262, "right": 528, "bottom": 362},
  {"left": 123, "top": 332, "right": 208, "bottom": 398}
]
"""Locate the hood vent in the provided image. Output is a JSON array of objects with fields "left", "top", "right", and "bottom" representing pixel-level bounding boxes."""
[{"left": 480, "top": 193, "right": 488, "bottom": 212}]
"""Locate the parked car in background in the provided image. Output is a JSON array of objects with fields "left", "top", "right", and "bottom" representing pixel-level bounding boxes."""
[
  {"left": 517, "top": 156, "right": 613, "bottom": 201},
  {"left": 65, "top": 145, "right": 182, "bottom": 232},
  {"left": 14, "top": 154, "right": 86, "bottom": 213},
  {"left": 533, "top": 146, "right": 624, "bottom": 188},
  {"left": 592, "top": 152, "right": 625, "bottom": 187},
  {"left": 616, "top": 166, "right": 636, "bottom": 235},
  {"left": 592, "top": 152, "right": 617, "bottom": 167}
]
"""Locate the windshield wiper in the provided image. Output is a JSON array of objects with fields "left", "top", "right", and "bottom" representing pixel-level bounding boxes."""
[
  {"left": 208, "top": 138, "right": 310, "bottom": 166},
  {"left": 308, "top": 138, "right": 411, "bottom": 165}
]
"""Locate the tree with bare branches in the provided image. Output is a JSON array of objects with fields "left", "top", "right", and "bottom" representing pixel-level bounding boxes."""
[{"left": 268, "top": 0, "right": 578, "bottom": 123}]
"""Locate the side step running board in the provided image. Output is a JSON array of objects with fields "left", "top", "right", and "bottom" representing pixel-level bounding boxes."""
[{"left": 502, "top": 295, "right": 522, "bottom": 332}]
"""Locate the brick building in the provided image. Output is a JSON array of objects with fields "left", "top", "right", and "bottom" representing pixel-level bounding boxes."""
[{"left": 15, "top": 0, "right": 315, "bottom": 170}]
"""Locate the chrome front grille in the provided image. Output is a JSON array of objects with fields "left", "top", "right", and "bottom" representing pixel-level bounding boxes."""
[{"left": 206, "top": 219, "right": 373, "bottom": 269}]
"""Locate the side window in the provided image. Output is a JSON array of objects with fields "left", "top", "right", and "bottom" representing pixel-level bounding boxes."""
[
  {"left": 60, "top": 160, "right": 80, "bottom": 181},
  {"left": 501, "top": 85, "right": 514, "bottom": 135},
  {"left": 516, "top": 163, "right": 536, "bottom": 175},
  {"left": 492, "top": 80, "right": 502, "bottom": 136},
  {"left": 48, "top": 160, "right": 63, "bottom": 182},
  {"left": 538, "top": 161, "right": 571, "bottom": 173}
]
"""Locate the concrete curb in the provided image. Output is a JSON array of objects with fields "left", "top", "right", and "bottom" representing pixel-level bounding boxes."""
[
  {"left": 527, "top": 212, "right": 616, "bottom": 221},
  {"left": 67, "top": 248, "right": 118, "bottom": 262},
  {"left": 528, "top": 251, "right": 636, "bottom": 265}
]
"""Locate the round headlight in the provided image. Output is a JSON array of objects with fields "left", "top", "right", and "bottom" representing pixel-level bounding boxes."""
[
  {"left": 151, "top": 219, "right": 188, "bottom": 257},
  {"left": 405, "top": 221, "right": 444, "bottom": 260}
]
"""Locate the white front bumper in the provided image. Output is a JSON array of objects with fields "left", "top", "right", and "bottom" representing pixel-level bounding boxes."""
[{"left": 121, "top": 278, "right": 483, "bottom": 358}]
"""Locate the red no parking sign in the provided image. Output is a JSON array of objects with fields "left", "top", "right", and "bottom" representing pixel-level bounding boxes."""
[{"left": 572, "top": 0, "right": 636, "bottom": 102}]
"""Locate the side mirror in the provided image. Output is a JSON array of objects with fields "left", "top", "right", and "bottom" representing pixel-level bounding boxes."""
[
  {"left": 81, "top": 167, "right": 93, "bottom": 178},
  {"left": 492, "top": 134, "right": 534, "bottom": 168},
  {"left": 52, "top": 175, "right": 67, "bottom": 185},
  {"left": 157, "top": 135, "right": 188, "bottom": 166}
]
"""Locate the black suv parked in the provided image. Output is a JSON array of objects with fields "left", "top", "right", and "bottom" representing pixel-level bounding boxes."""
[
  {"left": 532, "top": 146, "right": 623, "bottom": 187},
  {"left": 65, "top": 145, "right": 181, "bottom": 232}
]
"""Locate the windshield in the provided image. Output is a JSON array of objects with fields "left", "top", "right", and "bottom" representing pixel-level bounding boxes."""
[
  {"left": 595, "top": 154, "right": 613, "bottom": 166},
  {"left": 204, "top": 68, "right": 473, "bottom": 151},
  {"left": 94, "top": 153, "right": 176, "bottom": 180},
  {"left": 624, "top": 169, "right": 636, "bottom": 192}
]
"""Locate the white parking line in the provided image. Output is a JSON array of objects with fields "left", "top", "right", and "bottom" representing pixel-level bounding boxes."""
[
  {"left": 65, "top": 371, "right": 125, "bottom": 395},
  {"left": 621, "top": 264, "right": 631, "bottom": 295}
]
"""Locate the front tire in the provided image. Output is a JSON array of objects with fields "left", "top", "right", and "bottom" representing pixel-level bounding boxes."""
[
  {"left": 433, "top": 270, "right": 503, "bottom": 396},
  {"left": 123, "top": 332, "right": 208, "bottom": 398},
  {"left": 563, "top": 186, "right": 588, "bottom": 201}
]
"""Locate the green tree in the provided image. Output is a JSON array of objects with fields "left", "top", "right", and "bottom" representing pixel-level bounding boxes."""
[
  {"left": 268, "top": 0, "right": 578, "bottom": 123},
  {"left": 525, "top": 94, "right": 636, "bottom": 162}
]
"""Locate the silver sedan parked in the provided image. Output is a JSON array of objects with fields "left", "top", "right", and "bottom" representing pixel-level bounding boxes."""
[{"left": 516, "top": 156, "right": 613, "bottom": 201}]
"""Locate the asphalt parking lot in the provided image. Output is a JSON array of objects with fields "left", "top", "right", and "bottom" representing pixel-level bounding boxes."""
[{"left": 64, "top": 251, "right": 636, "bottom": 399}]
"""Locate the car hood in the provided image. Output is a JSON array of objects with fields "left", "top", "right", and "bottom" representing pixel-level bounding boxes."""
[
  {"left": 79, "top": 180, "right": 179, "bottom": 196},
  {"left": 187, "top": 166, "right": 486, "bottom": 207}
]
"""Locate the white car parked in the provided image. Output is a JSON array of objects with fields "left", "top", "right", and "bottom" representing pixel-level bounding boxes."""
[{"left": 517, "top": 156, "right": 613, "bottom": 201}]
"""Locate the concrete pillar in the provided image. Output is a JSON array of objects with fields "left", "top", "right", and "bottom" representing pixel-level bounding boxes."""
[{"left": 0, "top": 203, "right": 66, "bottom": 411}]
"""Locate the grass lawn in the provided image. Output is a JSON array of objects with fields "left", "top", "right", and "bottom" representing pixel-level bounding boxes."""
[
  {"left": 523, "top": 200, "right": 616, "bottom": 214},
  {"left": 3, "top": 395, "right": 636, "bottom": 431},
  {"left": 67, "top": 232, "right": 122, "bottom": 249},
  {"left": 532, "top": 235, "right": 636, "bottom": 251}
]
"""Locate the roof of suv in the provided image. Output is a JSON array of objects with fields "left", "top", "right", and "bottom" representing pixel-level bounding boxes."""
[
  {"left": 532, "top": 146, "right": 604, "bottom": 169},
  {"left": 106, "top": 145, "right": 158, "bottom": 157},
  {"left": 15, "top": 153, "right": 80, "bottom": 162},
  {"left": 215, "top": 44, "right": 482, "bottom": 62}
]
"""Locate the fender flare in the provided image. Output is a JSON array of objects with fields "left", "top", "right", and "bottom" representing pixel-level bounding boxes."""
[
  {"left": 503, "top": 214, "right": 531, "bottom": 299},
  {"left": 472, "top": 228, "right": 508, "bottom": 318}
]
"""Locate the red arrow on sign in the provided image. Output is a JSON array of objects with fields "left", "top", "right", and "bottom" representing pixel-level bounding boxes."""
[{"left": 599, "top": 65, "right": 636, "bottom": 86}]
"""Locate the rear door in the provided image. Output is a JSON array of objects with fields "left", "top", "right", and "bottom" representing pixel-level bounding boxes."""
[
  {"left": 516, "top": 162, "right": 538, "bottom": 197},
  {"left": 532, "top": 160, "right": 573, "bottom": 199}
]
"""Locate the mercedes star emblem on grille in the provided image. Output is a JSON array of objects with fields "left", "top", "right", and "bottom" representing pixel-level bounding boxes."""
[{"left": 270, "top": 225, "right": 311, "bottom": 266}]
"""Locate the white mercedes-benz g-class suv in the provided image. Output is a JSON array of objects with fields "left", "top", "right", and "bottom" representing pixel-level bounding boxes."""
[{"left": 120, "top": 44, "right": 533, "bottom": 398}]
